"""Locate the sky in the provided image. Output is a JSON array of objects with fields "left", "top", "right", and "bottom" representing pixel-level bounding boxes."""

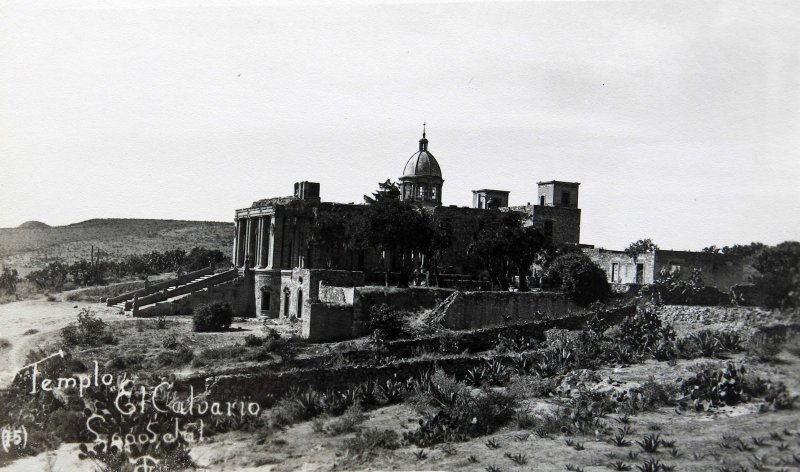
[{"left": 1, "top": 0, "right": 798, "bottom": 251}]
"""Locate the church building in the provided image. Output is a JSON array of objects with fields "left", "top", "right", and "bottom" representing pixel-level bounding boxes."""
[{"left": 231, "top": 128, "right": 582, "bottom": 319}]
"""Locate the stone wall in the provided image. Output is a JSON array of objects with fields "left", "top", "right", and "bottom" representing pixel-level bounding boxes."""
[
  {"left": 584, "top": 248, "right": 656, "bottom": 284},
  {"left": 653, "top": 250, "right": 745, "bottom": 290},
  {"left": 352, "top": 286, "right": 455, "bottom": 332},
  {"left": 319, "top": 285, "right": 355, "bottom": 304},
  {"left": 303, "top": 302, "right": 355, "bottom": 342},
  {"left": 136, "top": 278, "right": 251, "bottom": 318},
  {"left": 436, "top": 290, "right": 584, "bottom": 330}
]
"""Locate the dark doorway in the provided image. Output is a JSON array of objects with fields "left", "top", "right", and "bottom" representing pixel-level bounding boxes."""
[
  {"left": 539, "top": 195, "right": 545, "bottom": 206},
  {"left": 635, "top": 263, "right": 644, "bottom": 284},
  {"left": 283, "top": 290, "right": 290, "bottom": 318},
  {"left": 296, "top": 288, "right": 303, "bottom": 318},
  {"left": 261, "top": 289, "right": 270, "bottom": 313}
]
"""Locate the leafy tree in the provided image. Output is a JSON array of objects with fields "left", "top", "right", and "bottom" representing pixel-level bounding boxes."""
[
  {"left": 0, "top": 267, "right": 19, "bottom": 295},
  {"left": 703, "top": 242, "right": 765, "bottom": 258},
  {"left": 185, "top": 247, "right": 226, "bottom": 271},
  {"left": 421, "top": 213, "right": 454, "bottom": 287},
  {"left": 507, "top": 225, "right": 548, "bottom": 292},
  {"left": 751, "top": 241, "right": 800, "bottom": 309},
  {"left": 542, "top": 252, "right": 611, "bottom": 306},
  {"left": 355, "top": 181, "right": 432, "bottom": 287},
  {"left": 308, "top": 205, "right": 357, "bottom": 269},
  {"left": 623, "top": 238, "right": 658, "bottom": 283},
  {"left": 468, "top": 210, "right": 547, "bottom": 291},
  {"left": 26, "top": 261, "right": 69, "bottom": 290},
  {"left": 363, "top": 179, "right": 401, "bottom": 204}
]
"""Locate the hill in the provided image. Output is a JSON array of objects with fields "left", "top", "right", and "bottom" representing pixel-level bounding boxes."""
[
  {"left": 17, "top": 220, "right": 50, "bottom": 229},
  {"left": 0, "top": 218, "right": 233, "bottom": 273}
]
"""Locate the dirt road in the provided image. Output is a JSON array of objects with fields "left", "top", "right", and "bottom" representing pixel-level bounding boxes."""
[{"left": 0, "top": 297, "right": 122, "bottom": 388}]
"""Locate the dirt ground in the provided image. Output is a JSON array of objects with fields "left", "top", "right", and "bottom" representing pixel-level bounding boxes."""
[{"left": 0, "top": 297, "right": 123, "bottom": 388}]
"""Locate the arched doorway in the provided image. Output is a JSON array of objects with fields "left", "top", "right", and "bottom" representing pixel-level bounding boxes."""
[
  {"left": 283, "top": 288, "right": 290, "bottom": 318},
  {"left": 260, "top": 288, "right": 271, "bottom": 314}
]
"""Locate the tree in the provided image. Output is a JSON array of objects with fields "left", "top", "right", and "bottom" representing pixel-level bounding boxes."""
[
  {"left": 750, "top": 241, "right": 800, "bottom": 309},
  {"left": 0, "top": 266, "right": 19, "bottom": 295},
  {"left": 542, "top": 252, "right": 611, "bottom": 306},
  {"left": 26, "top": 261, "right": 69, "bottom": 290},
  {"left": 421, "top": 213, "right": 454, "bottom": 287},
  {"left": 623, "top": 238, "right": 658, "bottom": 283},
  {"left": 355, "top": 181, "right": 432, "bottom": 287},
  {"left": 507, "top": 226, "right": 548, "bottom": 292},
  {"left": 467, "top": 210, "right": 547, "bottom": 291},
  {"left": 307, "top": 205, "right": 356, "bottom": 269}
]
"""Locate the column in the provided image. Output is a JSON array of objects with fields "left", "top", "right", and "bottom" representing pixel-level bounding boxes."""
[
  {"left": 259, "top": 216, "right": 270, "bottom": 268},
  {"left": 268, "top": 210, "right": 284, "bottom": 269},
  {"left": 245, "top": 218, "right": 253, "bottom": 266},
  {"left": 255, "top": 217, "right": 264, "bottom": 267},
  {"left": 237, "top": 219, "right": 247, "bottom": 266},
  {"left": 232, "top": 219, "right": 239, "bottom": 267}
]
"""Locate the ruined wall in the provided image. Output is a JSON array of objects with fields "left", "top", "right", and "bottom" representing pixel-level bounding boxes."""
[
  {"left": 352, "top": 286, "right": 455, "bottom": 329},
  {"left": 303, "top": 302, "right": 355, "bottom": 342},
  {"left": 254, "top": 270, "right": 283, "bottom": 318},
  {"left": 653, "top": 250, "right": 745, "bottom": 290},
  {"left": 584, "top": 248, "right": 745, "bottom": 290},
  {"left": 584, "top": 248, "right": 656, "bottom": 285},
  {"left": 438, "top": 291, "right": 584, "bottom": 330}
]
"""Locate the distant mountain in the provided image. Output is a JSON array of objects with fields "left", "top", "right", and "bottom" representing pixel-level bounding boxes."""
[
  {"left": 17, "top": 220, "right": 50, "bottom": 229},
  {"left": 0, "top": 218, "right": 233, "bottom": 271}
]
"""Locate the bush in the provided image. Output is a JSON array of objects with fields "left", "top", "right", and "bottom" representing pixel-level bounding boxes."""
[
  {"left": 405, "top": 371, "right": 517, "bottom": 446},
  {"left": 344, "top": 428, "right": 399, "bottom": 456},
  {"left": 60, "top": 308, "right": 115, "bottom": 347},
  {"left": 365, "top": 304, "right": 406, "bottom": 340},
  {"left": 652, "top": 268, "right": 727, "bottom": 306},
  {"left": 244, "top": 334, "right": 264, "bottom": 346},
  {"left": 323, "top": 404, "right": 368, "bottom": 435},
  {"left": 616, "top": 303, "right": 664, "bottom": 354},
  {"left": 192, "top": 301, "right": 233, "bottom": 332},
  {"left": 746, "top": 327, "right": 786, "bottom": 361},
  {"left": 542, "top": 252, "right": 611, "bottom": 306}
]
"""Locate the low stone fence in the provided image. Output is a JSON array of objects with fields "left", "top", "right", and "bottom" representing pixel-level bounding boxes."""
[{"left": 106, "top": 266, "right": 214, "bottom": 306}]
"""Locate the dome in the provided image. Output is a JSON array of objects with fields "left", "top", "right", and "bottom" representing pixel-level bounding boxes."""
[{"left": 402, "top": 135, "right": 442, "bottom": 179}]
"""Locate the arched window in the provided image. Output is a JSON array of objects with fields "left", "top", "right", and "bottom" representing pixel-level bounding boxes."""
[
  {"left": 283, "top": 288, "right": 290, "bottom": 318},
  {"left": 297, "top": 288, "right": 303, "bottom": 318}
]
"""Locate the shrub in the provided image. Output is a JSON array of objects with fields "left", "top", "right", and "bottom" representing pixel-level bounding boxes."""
[
  {"left": 60, "top": 308, "right": 114, "bottom": 347},
  {"left": 405, "top": 371, "right": 516, "bottom": 446},
  {"left": 344, "top": 428, "right": 399, "bottom": 456},
  {"left": 746, "top": 327, "right": 786, "bottom": 361},
  {"left": 192, "top": 301, "right": 233, "bottom": 332},
  {"left": 244, "top": 334, "right": 264, "bottom": 347},
  {"left": 154, "top": 345, "right": 194, "bottom": 367},
  {"left": 364, "top": 304, "right": 406, "bottom": 340},
  {"left": 616, "top": 303, "right": 663, "bottom": 354},
  {"left": 323, "top": 404, "right": 368, "bottom": 435},
  {"left": 542, "top": 252, "right": 611, "bottom": 306}
]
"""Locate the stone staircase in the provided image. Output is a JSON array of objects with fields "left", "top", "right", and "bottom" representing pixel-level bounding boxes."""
[{"left": 108, "top": 268, "right": 237, "bottom": 315}]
